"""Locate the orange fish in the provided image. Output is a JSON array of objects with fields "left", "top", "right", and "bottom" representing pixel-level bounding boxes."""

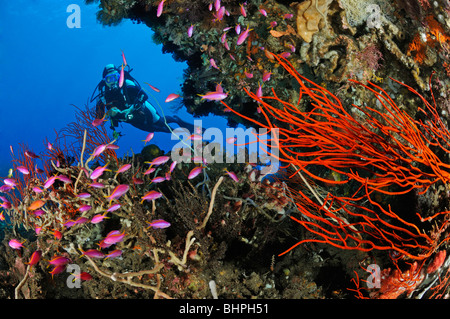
[
  {"left": 145, "top": 82, "right": 160, "bottom": 92},
  {"left": 27, "top": 200, "right": 45, "bottom": 211},
  {"left": 165, "top": 93, "right": 180, "bottom": 103}
]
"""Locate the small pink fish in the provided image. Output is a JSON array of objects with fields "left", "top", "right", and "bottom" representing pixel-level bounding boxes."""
[
  {"left": 91, "top": 144, "right": 107, "bottom": 158},
  {"left": 220, "top": 32, "right": 227, "bottom": 43},
  {"left": 225, "top": 169, "right": 239, "bottom": 182},
  {"left": 147, "top": 219, "right": 171, "bottom": 229},
  {"left": 283, "top": 13, "right": 293, "bottom": 19},
  {"left": 121, "top": 50, "right": 128, "bottom": 66},
  {"left": 151, "top": 176, "right": 166, "bottom": 183},
  {"left": 143, "top": 167, "right": 156, "bottom": 175},
  {"left": 223, "top": 40, "right": 230, "bottom": 50},
  {"left": 9, "top": 239, "right": 25, "bottom": 250},
  {"left": 262, "top": 70, "right": 272, "bottom": 82},
  {"left": 198, "top": 91, "right": 228, "bottom": 101},
  {"left": 145, "top": 82, "right": 160, "bottom": 92},
  {"left": 105, "top": 184, "right": 129, "bottom": 201},
  {"left": 189, "top": 134, "right": 203, "bottom": 141},
  {"left": 57, "top": 175, "right": 72, "bottom": 184},
  {"left": 237, "top": 25, "right": 252, "bottom": 45},
  {"left": 103, "top": 230, "right": 126, "bottom": 245},
  {"left": 49, "top": 264, "right": 66, "bottom": 277},
  {"left": 33, "top": 186, "right": 43, "bottom": 193},
  {"left": 157, "top": 0, "right": 165, "bottom": 17},
  {"left": 141, "top": 190, "right": 163, "bottom": 203},
  {"left": 24, "top": 150, "right": 39, "bottom": 159},
  {"left": 32, "top": 209, "right": 45, "bottom": 217},
  {"left": 47, "top": 142, "right": 53, "bottom": 150},
  {"left": 43, "top": 175, "right": 58, "bottom": 189},
  {"left": 119, "top": 64, "right": 125, "bottom": 88},
  {"left": 26, "top": 250, "right": 42, "bottom": 270},
  {"left": 78, "top": 205, "right": 92, "bottom": 213},
  {"left": 0, "top": 185, "right": 12, "bottom": 193},
  {"left": 0, "top": 201, "right": 11, "bottom": 209},
  {"left": 76, "top": 192, "right": 91, "bottom": 199},
  {"left": 280, "top": 52, "right": 291, "bottom": 58},
  {"left": 90, "top": 163, "right": 110, "bottom": 180},
  {"left": 91, "top": 212, "right": 109, "bottom": 224},
  {"left": 63, "top": 220, "right": 76, "bottom": 228},
  {"left": 187, "top": 24, "right": 194, "bottom": 37},
  {"left": 169, "top": 160, "right": 177, "bottom": 173},
  {"left": 105, "top": 144, "right": 120, "bottom": 150},
  {"left": 116, "top": 164, "right": 131, "bottom": 174},
  {"left": 226, "top": 137, "right": 237, "bottom": 144},
  {"left": 209, "top": 58, "right": 220, "bottom": 70},
  {"left": 133, "top": 177, "right": 144, "bottom": 184},
  {"left": 188, "top": 166, "right": 203, "bottom": 179},
  {"left": 80, "top": 249, "right": 105, "bottom": 259},
  {"left": 75, "top": 216, "right": 89, "bottom": 224},
  {"left": 35, "top": 167, "right": 44, "bottom": 174},
  {"left": 244, "top": 69, "right": 253, "bottom": 79},
  {"left": 107, "top": 203, "right": 121, "bottom": 212},
  {"left": 147, "top": 155, "right": 170, "bottom": 166},
  {"left": 240, "top": 4, "right": 247, "bottom": 17},
  {"left": 89, "top": 182, "right": 105, "bottom": 188},
  {"left": 92, "top": 116, "right": 107, "bottom": 127},
  {"left": 143, "top": 132, "right": 154, "bottom": 145},
  {"left": 214, "top": 0, "right": 221, "bottom": 11},
  {"left": 105, "top": 249, "right": 122, "bottom": 259},
  {"left": 256, "top": 82, "right": 263, "bottom": 98},
  {"left": 235, "top": 24, "right": 241, "bottom": 35},
  {"left": 48, "top": 255, "right": 71, "bottom": 266},
  {"left": 214, "top": 6, "right": 225, "bottom": 21},
  {"left": 4, "top": 178, "right": 17, "bottom": 188},
  {"left": 51, "top": 229, "right": 62, "bottom": 240},
  {"left": 215, "top": 82, "right": 224, "bottom": 93},
  {"left": 269, "top": 21, "right": 277, "bottom": 29},
  {"left": 97, "top": 239, "right": 113, "bottom": 249},
  {"left": 259, "top": 8, "right": 267, "bottom": 17},
  {"left": 165, "top": 93, "right": 180, "bottom": 102},
  {"left": 16, "top": 166, "right": 30, "bottom": 175}
]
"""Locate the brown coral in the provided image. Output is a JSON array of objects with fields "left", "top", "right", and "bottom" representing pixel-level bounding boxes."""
[{"left": 293, "top": 0, "right": 332, "bottom": 43}]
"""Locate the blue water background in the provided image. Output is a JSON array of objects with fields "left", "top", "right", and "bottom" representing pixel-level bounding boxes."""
[{"left": 0, "top": 0, "right": 229, "bottom": 175}]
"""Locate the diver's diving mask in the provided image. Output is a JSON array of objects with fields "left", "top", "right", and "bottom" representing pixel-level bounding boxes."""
[{"left": 104, "top": 72, "right": 120, "bottom": 87}]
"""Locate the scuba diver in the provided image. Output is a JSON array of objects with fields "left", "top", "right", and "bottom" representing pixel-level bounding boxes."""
[{"left": 91, "top": 64, "right": 196, "bottom": 136}]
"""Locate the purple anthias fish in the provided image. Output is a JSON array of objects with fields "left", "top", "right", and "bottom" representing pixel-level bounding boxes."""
[
  {"left": 188, "top": 166, "right": 203, "bottom": 179},
  {"left": 116, "top": 164, "right": 131, "bottom": 174},
  {"left": 43, "top": 175, "right": 58, "bottom": 189},
  {"left": 16, "top": 166, "right": 30, "bottom": 175},
  {"left": 91, "top": 213, "right": 108, "bottom": 224},
  {"left": 141, "top": 190, "right": 163, "bottom": 202},
  {"left": 90, "top": 164, "right": 110, "bottom": 180},
  {"left": 147, "top": 156, "right": 170, "bottom": 166},
  {"left": 105, "top": 249, "right": 122, "bottom": 259},
  {"left": 103, "top": 230, "right": 126, "bottom": 245},
  {"left": 106, "top": 184, "right": 129, "bottom": 201},
  {"left": 80, "top": 249, "right": 105, "bottom": 259},
  {"left": 147, "top": 219, "right": 171, "bottom": 229}
]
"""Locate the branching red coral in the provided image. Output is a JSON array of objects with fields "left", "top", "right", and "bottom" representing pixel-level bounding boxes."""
[{"left": 220, "top": 54, "right": 450, "bottom": 263}]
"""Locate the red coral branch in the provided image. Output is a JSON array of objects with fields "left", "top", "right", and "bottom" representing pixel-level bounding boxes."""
[{"left": 220, "top": 54, "right": 450, "bottom": 262}]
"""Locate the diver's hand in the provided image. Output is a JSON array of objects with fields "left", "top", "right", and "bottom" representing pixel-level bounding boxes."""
[{"left": 108, "top": 107, "right": 121, "bottom": 118}]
